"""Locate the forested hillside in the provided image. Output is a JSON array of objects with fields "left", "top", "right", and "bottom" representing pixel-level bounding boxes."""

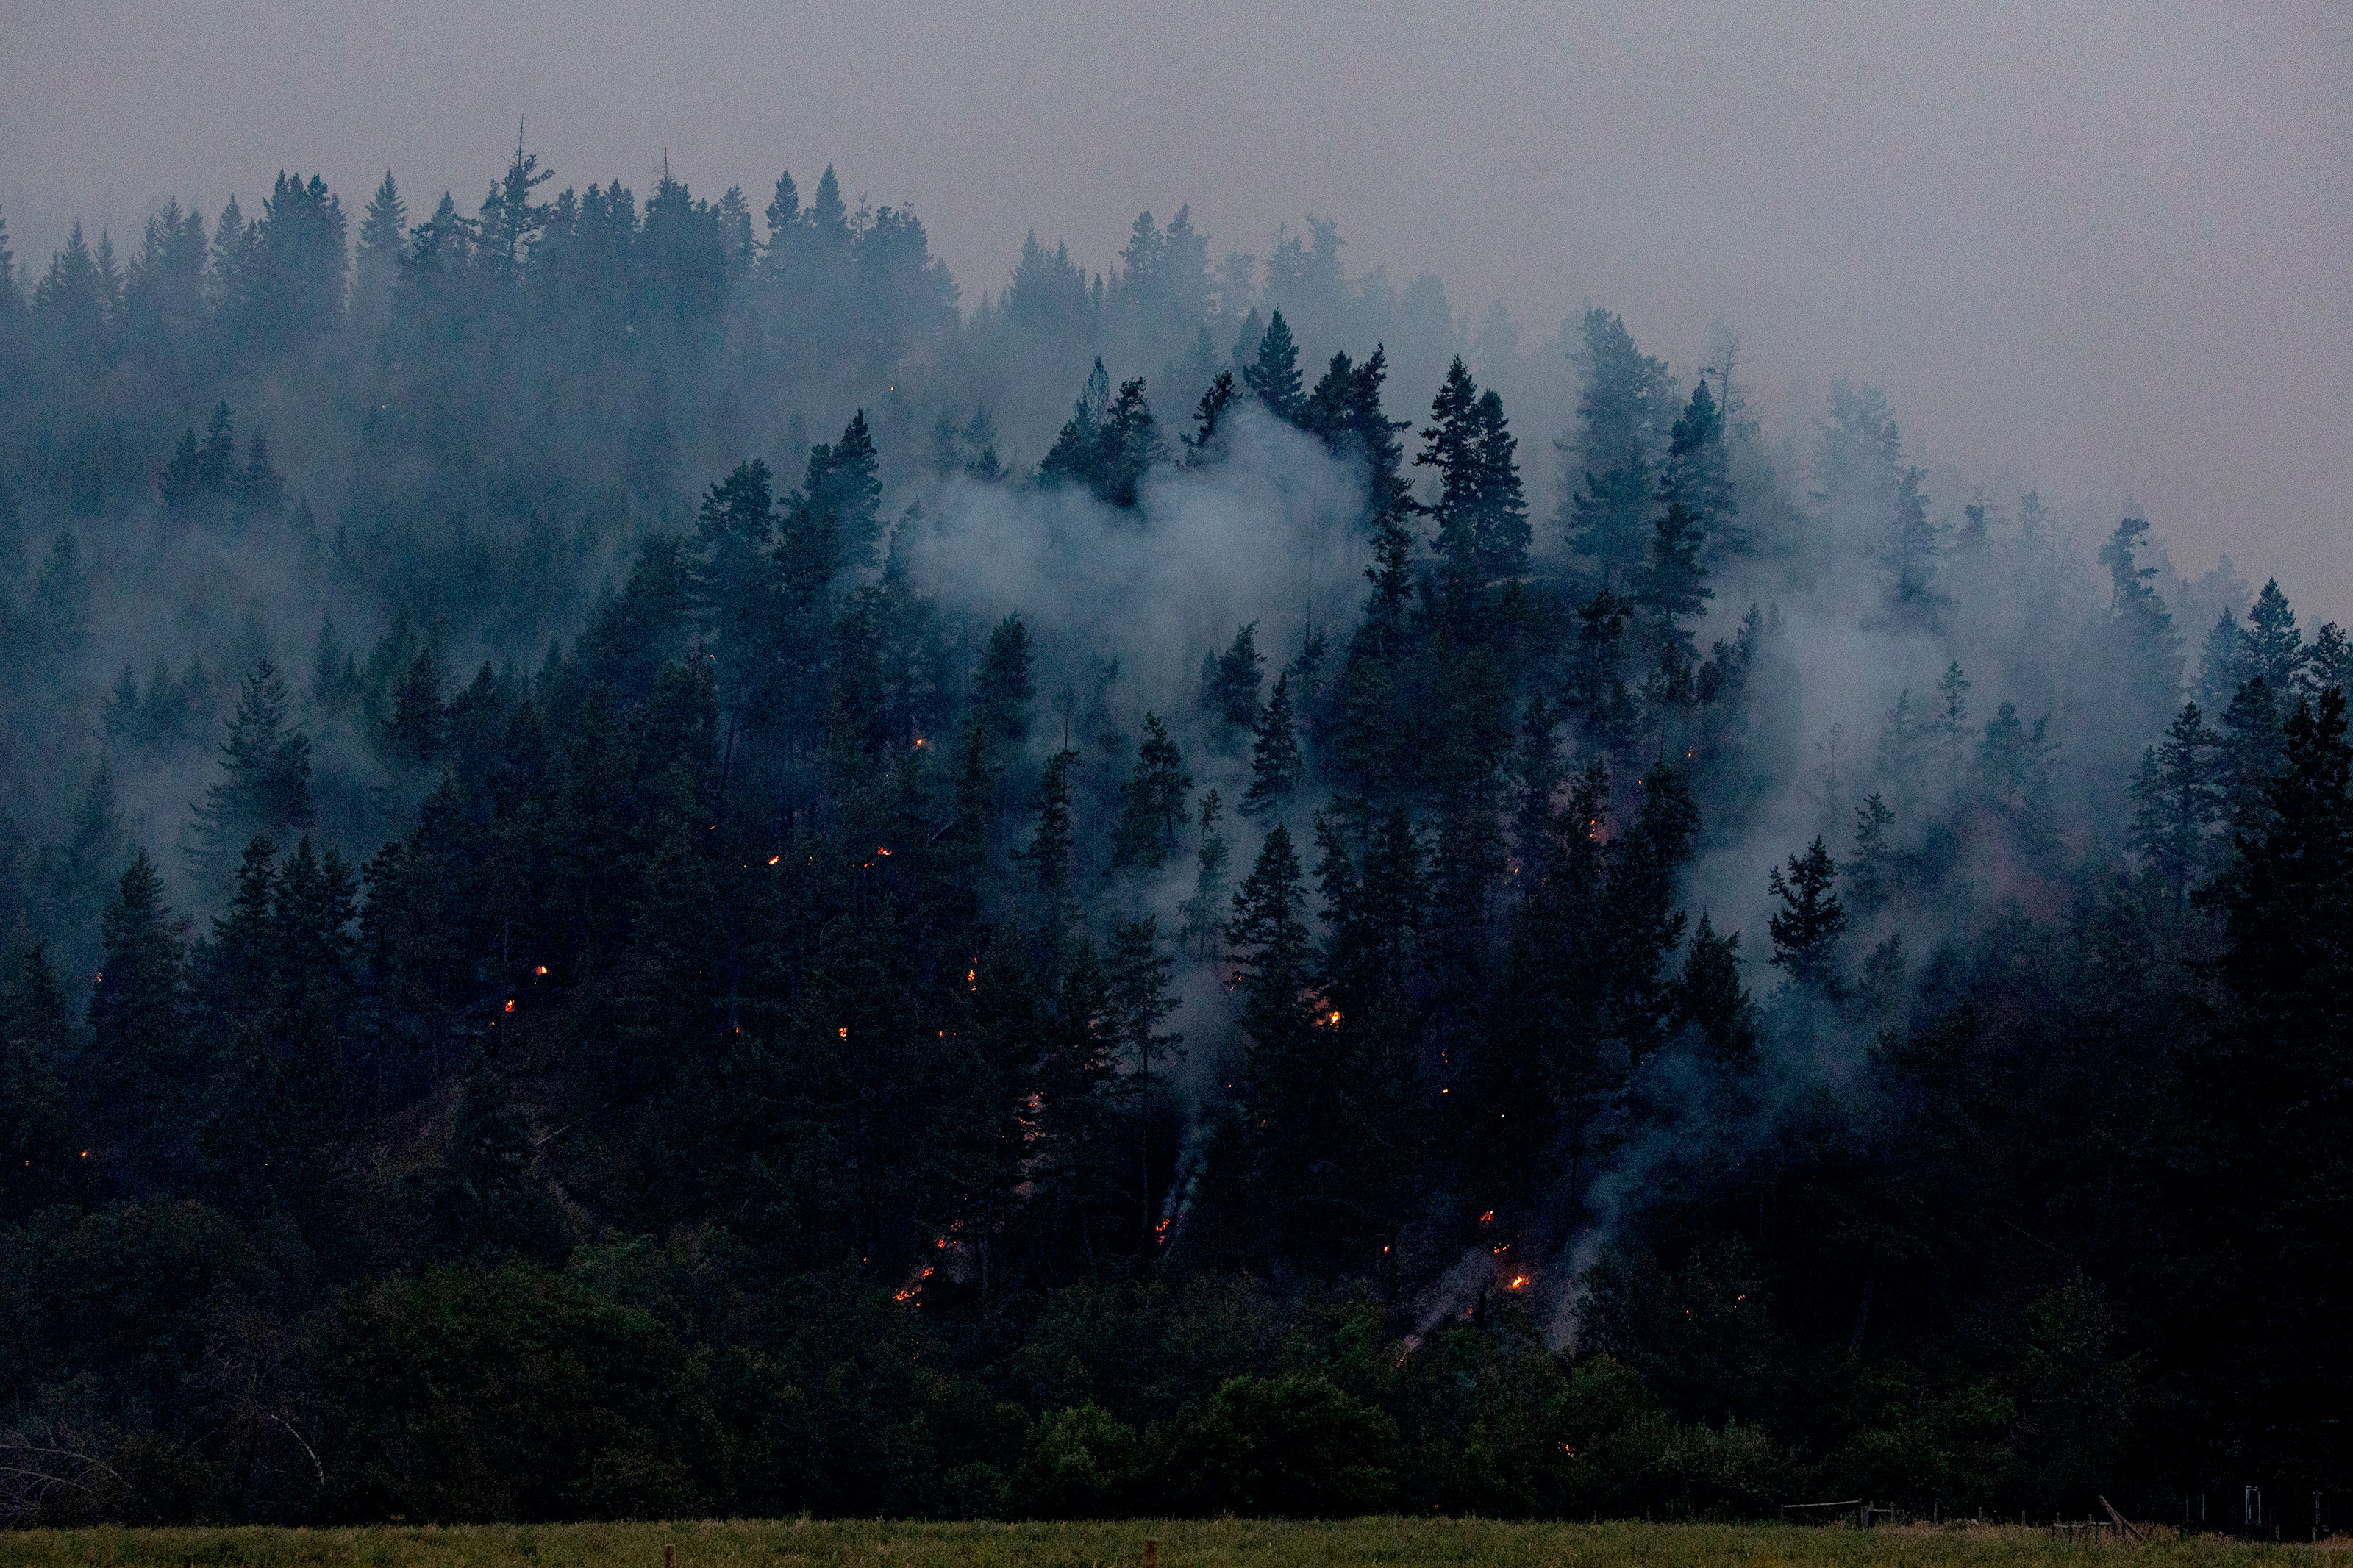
[{"left": 0, "top": 147, "right": 2343, "bottom": 1529}]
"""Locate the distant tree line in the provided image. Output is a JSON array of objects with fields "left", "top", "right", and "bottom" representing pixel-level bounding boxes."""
[{"left": 0, "top": 146, "right": 2343, "bottom": 1528}]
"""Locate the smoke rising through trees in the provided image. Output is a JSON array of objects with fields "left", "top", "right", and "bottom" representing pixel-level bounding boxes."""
[{"left": 0, "top": 143, "right": 2343, "bottom": 1528}]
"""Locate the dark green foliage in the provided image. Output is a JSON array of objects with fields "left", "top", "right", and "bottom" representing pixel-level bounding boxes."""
[
  {"left": 1161, "top": 1372, "right": 1397, "bottom": 1517},
  {"left": 1110, "top": 714, "right": 1191, "bottom": 872},
  {"left": 88, "top": 851, "right": 188, "bottom": 1153},
  {"left": 1199, "top": 621, "right": 1263, "bottom": 737},
  {"left": 1238, "top": 672, "right": 1304, "bottom": 818},
  {"left": 1240, "top": 308, "right": 1304, "bottom": 423},
  {"left": 1418, "top": 359, "right": 1530, "bottom": 584},
  {"left": 1676, "top": 915, "right": 1754, "bottom": 1062},
  {"left": 0, "top": 144, "right": 2342, "bottom": 1531},
  {"left": 0, "top": 946, "right": 74, "bottom": 1216},
  {"left": 1563, "top": 309, "right": 1673, "bottom": 584},
  {"left": 190, "top": 656, "right": 312, "bottom": 881},
  {"left": 2131, "top": 702, "right": 2220, "bottom": 904},
  {"left": 976, "top": 613, "right": 1035, "bottom": 740},
  {"left": 1766, "top": 837, "right": 1843, "bottom": 989},
  {"left": 2166, "top": 688, "right": 2353, "bottom": 1481},
  {"left": 1043, "top": 364, "right": 1165, "bottom": 509}
]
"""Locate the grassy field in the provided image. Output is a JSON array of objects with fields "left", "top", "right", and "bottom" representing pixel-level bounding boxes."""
[{"left": 0, "top": 1520, "right": 2338, "bottom": 1568}]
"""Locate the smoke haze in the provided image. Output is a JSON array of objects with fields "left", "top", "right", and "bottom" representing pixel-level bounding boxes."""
[{"left": 4, "top": 1, "right": 2349, "bottom": 612}]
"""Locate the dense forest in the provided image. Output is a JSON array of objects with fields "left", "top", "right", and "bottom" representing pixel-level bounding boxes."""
[{"left": 0, "top": 146, "right": 2344, "bottom": 1531}]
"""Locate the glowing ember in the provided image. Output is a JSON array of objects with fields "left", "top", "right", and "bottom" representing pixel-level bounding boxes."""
[
  {"left": 1509, "top": 1275, "right": 1527, "bottom": 1289},
  {"left": 503, "top": 999, "right": 515, "bottom": 1013},
  {"left": 768, "top": 856, "right": 781, "bottom": 865},
  {"left": 534, "top": 964, "right": 549, "bottom": 975},
  {"left": 838, "top": 1027, "right": 849, "bottom": 1038},
  {"left": 1477, "top": 1210, "right": 1495, "bottom": 1225}
]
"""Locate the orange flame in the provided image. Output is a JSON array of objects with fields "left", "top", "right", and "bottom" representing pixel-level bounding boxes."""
[
  {"left": 838, "top": 1027, "right": 849, "bottom": 1038},
  {"left": 1510, "top": 1275, "right": 1528, "bottom": 1289},
  {"left": 503, "top": 999, "right": 515, "bottom": 1014},
  {"left": 534, "top": 964, "right": 549, "bottom": 975}
]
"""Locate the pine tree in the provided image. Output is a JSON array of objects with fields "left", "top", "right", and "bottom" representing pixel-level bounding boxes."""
[
  {"left": 2196, "top": 608, "right": 2246, "bottom": 713},
  {"left": 1199, "top": 622, "right": 1263, "bottom": 740},
  {"left": 1846, "top": 792, "right": 1899, "bottom": 914},
  {"left": 352, "top": 170, "right": 405, "bottom": 325},
  {"left": 1027, "top": 934, "right": 1121, "bottom": 1266},
  {"left": 2242, "top": 579, "right": 2302, "bottom": 697},
  {"left": 191, "top": 656, "right": 313, "bottom": 878},
  {"left": 1179, "top": 790, "right": 1232, "bottom": 960},
  {"left": 1110, "top": 715, "right": 1191, "bottom": 873},
  {"left": 1639, "top": 498, "right": 1711, "bottom": 643},
  {"left": 1676, "top": 914, "right": 1754, "bottom": 1061},
  {"left": 976, "top": 613, "right": 1035, "bottom": 740},
  {"left": 2132, "top": 702, "right": 2221, "bottom": 907},
  {"left": 1767, "top": 837, "right": 1845, "bottom": 989},
  {"left": 0, "top": 946, "right": 74, "bottom": 1216},
  {"left": 1600, "top": 765, "right": 1699, "bottom": 1058},
  {"left": 1417, "top": 357, "right": 1484, "bottom": 575},
  {"left": 1040, "top": 358, "right": 1114, "bottom": 494},
  {"left": 2304, "top": 622, "right": 2352, "bottom": 699},
  {"left": 2098, "top": 515, "right": 2184, "bottom": 736},
  {"left": 310, "top": 613, "right": 352, "bottom": 714},
  {"left": 88, "top": 850, "right": 188, "bottom": 1148},
  {"left": 103, "top": 664, "right": 142, "bottom": 745},
  {"left": 2216, "top": 676, "right": 2283, "bottom": 848},
  {"left": 1238, "top": 673, "right": 1304, "bottom": 819},
  {"left": 1095, "top": 377, "right": 1165, "bottom": 509},
  {"left": 1227, "top": 824, "right": 1317, "bottom": 1136},
  {"left": 1241, "top": 307, "right": 1303, "bottom": 424},
  {"left": 1932, "top": 660, "right": 1972, "bottom": 785},
  {"left": 196, "top": 401, "right": 238, "bottom": 494},
  {"left": 1023, "top": 748, "right": 1082, "bottom": 939},
  {"left": 2171, "top": 687, "right": 2353, "bottom": 1469},
  {"left": 1562, "top": 308, "right": 1672, "bottom": 584},
  {"left": 1661, "top": 378, "right": 1737, "bottom": 556},
  {"left": 382, "top": 645, "right": 446, "bottom": 766},
  {"left": 1184, "top": 371, "right": 1239, "bottom": 467},
  {"left": 1107, "top": 916, "right": 1182, "bottom": 1245},
  {"left": 801, "top": 410, "right": 882, "bottom": 574}
]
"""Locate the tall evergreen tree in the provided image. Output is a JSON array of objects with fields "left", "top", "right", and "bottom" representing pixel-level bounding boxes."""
[
  {"left": 1238, "top": 672, "right": 1304, "bottom": 819},
  {"left": 88, "top": 851, "right": 187, "bottom": 1153},
  {"left": 0, "top": 945, "right": 74, "bottom": 1216},
  {"left": 2098, "top": 515, "right": 2184, "bottom": 735},
  {"left": 190, "top": 657, "right": 313, "bottom": 881},
  {"left": 1199, "top": 622, "right": 1264, "bottom": 740},
  {"left": 1178, "top": 789, "right": 1232, "bottom": 960},
  {"left": 1110, "top": 715, "right": 1190, "bottom": 873},
  {"left": 1023, "top": 748, "right": 1082, "bottom": 939},
  {"left": 1767, "top": 837, "right": 1845, "bottom": 990},
  {"left": 1241, "top": 307, "right": 1304, "bottom": 424},
  {"left": 976, "top": 613, "right": 1035, "bottom": 741},
  {"left": 1562, "top": 308, "right": 1672, "bottom": 584},
  {"left": 2131, "top": 702, "right": 2221, "bottom": 906},
  {"left": 1107, "top": 916, "right": 1182, "bottom": 1247}
]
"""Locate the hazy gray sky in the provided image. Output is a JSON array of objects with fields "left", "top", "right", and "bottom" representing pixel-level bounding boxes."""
[{"left": 5, "top": 0, "right": 2348, "bottom": 613}]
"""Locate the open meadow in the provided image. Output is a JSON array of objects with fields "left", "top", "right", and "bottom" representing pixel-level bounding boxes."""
[{"left": 0, "top": 1522, "right": 2338, "bottom": 1568}]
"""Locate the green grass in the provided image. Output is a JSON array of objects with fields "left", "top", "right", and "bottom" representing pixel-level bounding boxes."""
[{"left": 0, "top": 1520, "right": 2334, "bottom": 1568}]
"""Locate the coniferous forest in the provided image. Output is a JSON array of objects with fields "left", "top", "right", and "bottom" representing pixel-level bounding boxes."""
[{"left": 0, "top": 148, "right": 2345, "bottom": 1528}]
